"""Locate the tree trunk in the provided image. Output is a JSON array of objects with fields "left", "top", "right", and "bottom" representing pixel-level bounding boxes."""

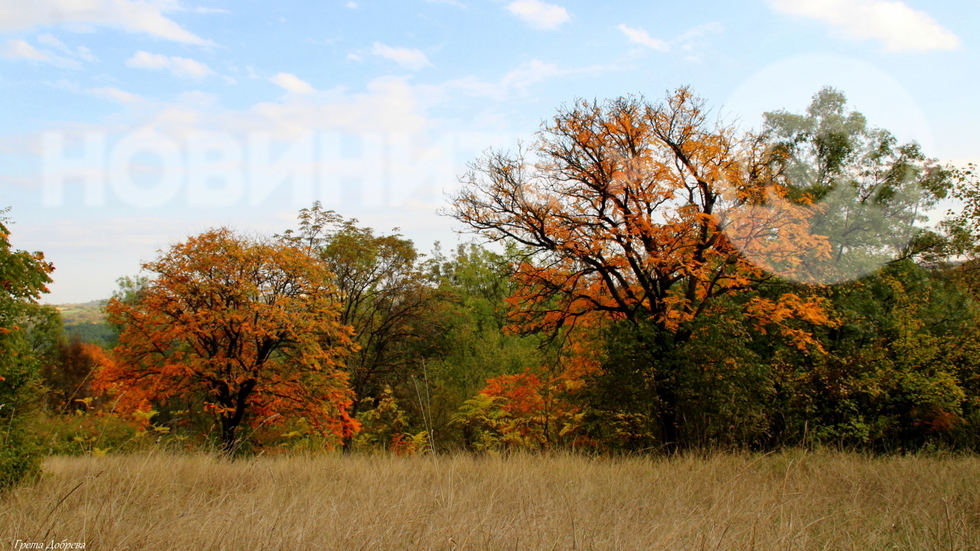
[
  {"left": 657, "top": 385, "right": 680, "bottom": 454},
  {"left": 221, "top": 417, "right": 239, "bottom": 455},
  {"left": 218, "top": 379, "right": 256, "bottom": 456},
  {"left": 650, "top": 326, "right": 685, "bottom": 454}
]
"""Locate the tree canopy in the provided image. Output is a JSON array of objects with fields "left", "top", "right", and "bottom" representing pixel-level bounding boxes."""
[
  {"left": 96, "top": 228, "right": 358, "bottom": 453},
  {"left": 449, "top": 89, "right": 834, "bottom": 447}
]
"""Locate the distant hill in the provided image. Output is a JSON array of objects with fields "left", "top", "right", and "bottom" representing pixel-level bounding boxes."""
[
  {"left": 55, "top": 299, "right": 107, "bottom": 324},
  {"left": 55, "top": 300, "right": 115, "bottom": 347}
]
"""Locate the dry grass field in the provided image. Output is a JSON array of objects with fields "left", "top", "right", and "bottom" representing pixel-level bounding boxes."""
[{"left": 2, "top": 450, "right": 979, "bottom": 550}]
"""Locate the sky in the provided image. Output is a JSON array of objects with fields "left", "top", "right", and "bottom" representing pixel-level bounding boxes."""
[{"left": 0, "top": 0, "right": 976, "bottom": 304}]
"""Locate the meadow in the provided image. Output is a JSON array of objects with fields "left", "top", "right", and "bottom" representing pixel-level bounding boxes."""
[{"left": 3, "top": 450, "right": 979, "bottom": 550}]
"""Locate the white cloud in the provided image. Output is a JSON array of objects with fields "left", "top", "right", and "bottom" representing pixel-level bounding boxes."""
[
  {"left": 768, "top": 0, "right": 959, "bottom": 52},
  {"left": 370, "top": 42, "right": 432, "bottom": 70},
  {"left": 177, "top": 90, "right": 219, "bottom": 108},
  {"left": 168, "top": 57, "right": 213, "bottom": 78},
  {"left": 506, "top": 0, "right": 570, "bottom": 30},
  {"left": 34, "top": 34, "right": 99, "bottom": 63},
  {"left": 244, "top": 76, "right": 431, "bottom": 137},
  {"left": 448, "top": 59, "right": 590, "bottom": 100},
  {"left": 77, "top": 46, "right": 97, "bottom": 62},
  {"left": 127, "top": 50, "right": 170, "bottom": 70},
  {"left": 676, "top": 21, "right": 724, "bottom": 43},
  {"left": 346, "top": 1, "right": 358, "bottom": 8},
  {"left": 56, "top": 75, "right": 433, "bottom": 143},
  {"left": 269, "top": 72, "right": 316, "bottom": 94},
  {"left": 37, "top": 33, "right": 71, "bottom": 55},
  {"left": 87, "top": 87, "right": 144, "bottom": 104},
  {"left": 0, "top": 0, "right": 214, "bottom": 46},
  {"left": 617, "top": 22, "right": 723, "bottom": 58},
  {"left": 617, "top": 24, "right": 670, "bottom": 52},
  {"left": 45, "top": 79, "right": 81, "bottom": 93},
  {"left": 500, "top": 59, "right": 561, "bottom": 90},
  {"left": 0, "top": 38, "right": 49, "bottom": 60},
  {"left": 33, "top": 33, "right": 100, "bottom": 65},
  {"left": 126, "top": 50, "right": 214, "bottom": 79},
  {"left": 193, "top": 7, "right": 230, "bottom": 14},
  {"left": 0, "top": 37, "right": 82, "bottom": 67}
]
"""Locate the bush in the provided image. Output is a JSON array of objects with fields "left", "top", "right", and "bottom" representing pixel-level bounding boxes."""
[{"left": 0, "top": 427, "right": 41, "bottom": 490}]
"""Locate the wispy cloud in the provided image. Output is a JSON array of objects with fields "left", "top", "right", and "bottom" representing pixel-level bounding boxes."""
[
  {"left": 37, "top": 33, "right": 99, "bottom": 63},
  {"left": 87, "top": 87, "right": 144, "bottom": 104},
  {"left": 370, "top": 42, "right": 432, "bottom": 70},
  {"left": 617, "top": 22, "right": 723, "bottom": 60},
  {"left": 37, "top": 34, "right": 71, "bottom": 55},
  {"left": 506, "top": 0, "right": 570, "bottom": 30},
  {"left": 36, "top": 34, "right": 99, "bottom": 63},
  {"left": 191, "top": 7, "right": 230, "bottom": 14},
  {"left": 0, "top": 38, "right": 49, "bottom": 60},
  {"left": 448, "top": 59, "right": 609, "bottom": 100},
  {"left": 0, "top": 0, "right": 214, "bottom": 46},
  {"left": 269, "top": 72, "right": 316, "bottom": 94},
  {"left": 617, "top": 24, "right": 670, "bottom": 51},
  {"left": 126, "top": 51, "right": 214, "bottom": 79},
  {"left": 0, "top": 37, "right": 90, "bottom": 68},
  {"left": 676, "top": 21, "right": 724, "bottom": 43},
  {"left": 768, "top": 0, "right": 959, "bottom": 52},
  {"left": 77, "top": 46, "right": 98, "bottom": 63}
]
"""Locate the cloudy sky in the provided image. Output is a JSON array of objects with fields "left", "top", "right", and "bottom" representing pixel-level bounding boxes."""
[{"left": 0, "top": 0, "right": 975, "bottom": 304}]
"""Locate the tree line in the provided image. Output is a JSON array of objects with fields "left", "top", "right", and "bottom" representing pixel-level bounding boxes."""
[{"left": 4, "top": 87, "right": 980, "bottom": 486}]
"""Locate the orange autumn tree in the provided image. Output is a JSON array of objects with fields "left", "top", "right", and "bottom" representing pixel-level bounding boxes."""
[
  {"left": 449, "top": 89, "right": 833, "bottom": 449},
  {"left": 95, "top": 228, "right": 358, "bottom": 454}
]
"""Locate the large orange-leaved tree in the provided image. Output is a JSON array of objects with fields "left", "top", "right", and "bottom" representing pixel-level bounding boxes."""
[
  {"left": 449, "top": 89, "right": 833, "bottom": 448},
  {"left": 95, "top": 228, "right": 358, "bottom": 454}
]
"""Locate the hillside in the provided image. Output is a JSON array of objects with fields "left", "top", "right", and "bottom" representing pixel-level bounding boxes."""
[
  {"left": 55, "top": 299, "right": 108, "bottom": 325},
  {"left": 55, "top": 300, "right": 114, "bottom": 346}
]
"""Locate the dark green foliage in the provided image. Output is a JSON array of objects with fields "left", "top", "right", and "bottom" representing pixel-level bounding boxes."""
[
  {"left": 745, "top": 261, "right": 980, "bottom": 452},
  {"left": 417, "top": 243, "right": 546, "bottom": 450},
  {"left": 40, "top": 333, "right": 100, "bottom": 412},
  {"left": 0, "top": 209, "right": 53, "bottom": 489},
  {"left": 64, "top": 322, "right": 115, "bottom": 347},
  {"left": 282, "top": 203, "right": 436, "bottom": 451}
]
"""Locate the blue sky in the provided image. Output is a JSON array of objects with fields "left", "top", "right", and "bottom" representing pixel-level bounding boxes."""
[{"left": 0, "top": 0, "right": 976, "bottom": 304}]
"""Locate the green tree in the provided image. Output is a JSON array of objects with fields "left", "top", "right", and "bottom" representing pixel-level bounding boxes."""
[
  {"left": 747, "top": 87, "right": 969, "bottom": 451},
  {"left": 756, "top": 86, "right": 950, "bottom": 282},
  {"left": 419, "top": 243, "right": 546, "bottom": 450},
  {"left": 283, "top": 204, "right": 435, "bottom": 451},
  {"left": 765, "top": 261, "right": 980, "bottom": 450},
  {"left": 0, "top": 209, "right": 54, "bottom": 489}
]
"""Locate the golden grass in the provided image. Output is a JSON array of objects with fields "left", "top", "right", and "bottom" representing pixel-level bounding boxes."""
[{"left": 2, "top": 450, "right": 979, "bottom": 550}]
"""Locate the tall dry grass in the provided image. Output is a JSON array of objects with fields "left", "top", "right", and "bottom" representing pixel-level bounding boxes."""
[{"left": 2, "top": 450, "right": 979, "bottom": 550}]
